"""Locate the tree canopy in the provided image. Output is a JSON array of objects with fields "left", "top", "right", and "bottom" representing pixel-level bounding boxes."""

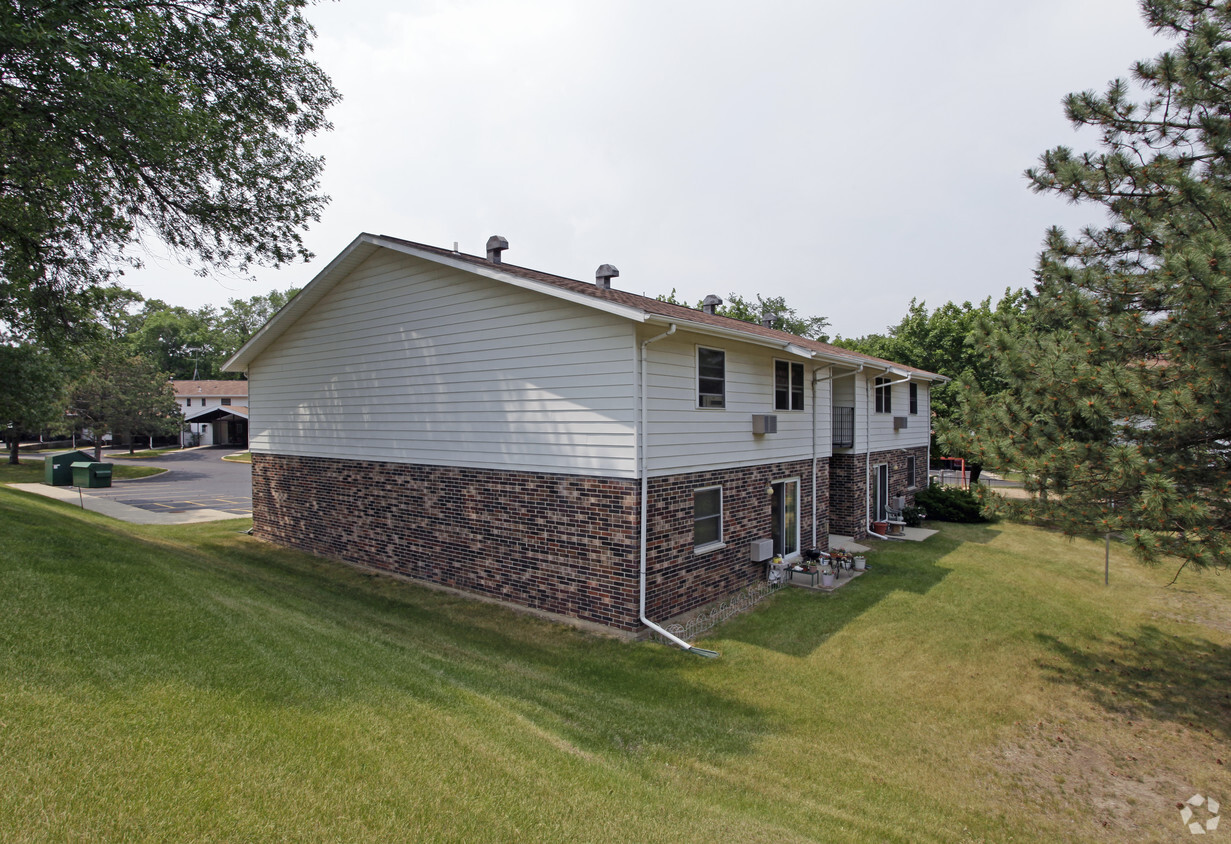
[
  {"left": 0, "top": 0, "right": 338, "bottom": 342},
  {"left": 0, "top": 343, "right": 67, "bottom": 464},
  {"left": 945, "top": 0, "right": 1231, "bottom": 573},
  {"left": 833, "top": 291, "right": 1030, "bottom": 427},
  {"left": 657, "top": 290, "right": 830, "bottom": 340}
]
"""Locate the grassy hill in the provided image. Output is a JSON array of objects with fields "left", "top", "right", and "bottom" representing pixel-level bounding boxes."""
[{"left": 1, "top": 486, "right": 1227, "bottom": 842}]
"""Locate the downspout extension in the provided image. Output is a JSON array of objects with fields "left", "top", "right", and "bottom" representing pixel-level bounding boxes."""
[{"left": 639, "top": 325, "right": 719, "bottom": 658}]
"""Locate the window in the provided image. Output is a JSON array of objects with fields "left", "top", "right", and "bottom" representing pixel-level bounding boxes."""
[
  {"left": 909, "top": 382, "right": 918, "bottom": 414},
  {"left": 201, "top": 399, "right": 208, "bottom": 407},
  {"left": 694, "top": 486, "right": 723, "bottom": 549},
  {"left": 774, "top": 360, "right": 805, "bottom": 411},
  {"left": 221, "top": 398, "right": 232, "bottom": 406},
  {"left": 874, "top": 377, "right": 892, "bottom": 413},
  {"left": 186, "top": 398, "right": 192, "bottom": 407},
  {"left": 907, "top": 455, "right": 917, "bottom": 489},
  {"left": 697, "top": 347, "right": 725, "bottom": 408}
]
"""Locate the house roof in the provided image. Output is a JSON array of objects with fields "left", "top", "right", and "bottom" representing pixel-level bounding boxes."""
[
  {"left": 223, "top": 233, "right": 947, "bottom": 381},
  {"left": 172, "top": 380, "right": 249, "bottom": 398}
]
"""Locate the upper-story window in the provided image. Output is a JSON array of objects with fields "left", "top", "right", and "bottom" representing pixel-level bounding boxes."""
[
  {"left": 221, "top": 398, "right": 232, "bottom": 406},
  {"left": 697, "top": 347, "right": 725, "bottom": 408},
  {"left": 909, "top": 382, "right": 918, "bottom": 414},
  {"left": 874, "top": 377, "right": 892, "bottom": 413},
  {"left": 186, "top": 398, "right": 192, "bottom": 407},
  {"left": 774, "top": 360, "right": 805, "bottom": 411}
]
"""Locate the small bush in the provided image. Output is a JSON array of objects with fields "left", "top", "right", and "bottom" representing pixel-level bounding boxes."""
[
  {"left": 915, "top": 484, "right": 989, "bottom": 523},
  {"left": 901, "top": 505, "right": 925, "bottom": 527}
]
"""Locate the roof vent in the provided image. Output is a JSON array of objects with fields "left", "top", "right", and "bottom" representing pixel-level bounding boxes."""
[
  {"left": 595, "top": 264, "right": 619, "bottom": 289},
  {"left": 761, "top": 312, "right": 778, "bottom": 329},
  {"left": 702, "top": 295, "right": 723, "bottom": 315},
  {"left": 486, "top": 235, "right": 508, "bottom": 264}
]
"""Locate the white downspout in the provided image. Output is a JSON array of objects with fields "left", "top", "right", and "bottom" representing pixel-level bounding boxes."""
[
  {"left": 810, "top": 365, "right": 836, "bottom": 549},
  {"left": 866, "top": 371, "right": 913, "bottom": 539},
  {"left": 639, "top": 325, "right": 718, "bottom": 657}
]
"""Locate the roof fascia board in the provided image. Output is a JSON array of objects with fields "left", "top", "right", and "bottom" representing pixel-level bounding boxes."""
[{"left": 374, "top": 238, "right": 651, "bottom": 324}]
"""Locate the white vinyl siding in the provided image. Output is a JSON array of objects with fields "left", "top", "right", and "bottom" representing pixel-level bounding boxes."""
[
  {"left": 831, "top": 371, "right": 932, "bottom": 453},
  {"left": 247, "top": 251, "right": 639, "bottom": 476},
  {"left": 642, "top": 327, "right": 831, "bottom": 476}
]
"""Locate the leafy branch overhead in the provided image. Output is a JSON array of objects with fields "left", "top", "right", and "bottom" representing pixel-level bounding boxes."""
[
  {"left": 657, "top": 289, "right": 831, "bottom": 341},
  {"left": 0, "top": 1, "right": 339, "bottom": 342},
  {"left": 944, "top": 0, "right": 1231, "bottom": 573}
]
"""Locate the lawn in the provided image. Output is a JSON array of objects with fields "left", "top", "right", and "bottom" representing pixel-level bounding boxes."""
[
  {"left": 221, "top": 451, "right": 252, "bottom": 463},
  {"left": 1, "top": 488, "right": 1227, "bottom": 842}
]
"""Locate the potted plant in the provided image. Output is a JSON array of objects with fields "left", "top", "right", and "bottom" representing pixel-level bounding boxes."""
[
  {"left": 820, "top": 565, "right": 835, "bottom": 588},
  {"left": 854, "top": 555, "right": 866, "bottom": 572}
]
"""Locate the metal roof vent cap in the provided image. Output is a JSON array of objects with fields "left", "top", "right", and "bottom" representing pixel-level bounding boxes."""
[
  {"left": 486, "top": 235, "right": 509, "bottom": 264},
  {"left": 761, "top": 312, "right": 778, "bottom": 329},
  {"left": 595, "top": 264, "right": 619, "bottom": 289},
  {"left": 702, "top": 294, "right": 723, "bottom": 315}
]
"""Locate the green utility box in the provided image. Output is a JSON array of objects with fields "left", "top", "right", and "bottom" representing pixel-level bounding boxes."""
[
  {"left": 44, "top": 451, "right": 95, "bottom": 486},
  {"left": 71, "top": 461, "right": 113, "bottom": 489}
]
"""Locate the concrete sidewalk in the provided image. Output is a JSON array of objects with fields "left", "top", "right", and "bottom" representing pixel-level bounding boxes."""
[{"left": 7, "top": 483, "right": 247, "bottom": 525}]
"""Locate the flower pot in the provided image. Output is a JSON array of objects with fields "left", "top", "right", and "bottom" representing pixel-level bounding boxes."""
[
  {"left": 854, "top": 556, "right": 866, "bottom": 571},
  {"left": 872, "top": 521, "right": 888, "bottom": 535},
  {"left": 821, "top": 572, "right": 835, "bottom": 588}
]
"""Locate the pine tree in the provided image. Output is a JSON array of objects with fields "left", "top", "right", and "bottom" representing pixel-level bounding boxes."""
[{"left": 946, "top": 0, "right": 1231, "bottom": 573}]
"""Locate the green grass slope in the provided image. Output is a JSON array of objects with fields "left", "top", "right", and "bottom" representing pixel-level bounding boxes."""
[{"left": 1, "top": 487, "right": 1227, "bottom": 842}]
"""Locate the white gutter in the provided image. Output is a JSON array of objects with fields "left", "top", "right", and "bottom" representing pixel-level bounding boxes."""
[
  {"left": 638, "top": 324, "right": 719, "bottom": 658},
  {"left": 865, "top": 370, "right": 913, "bottom": 539}
]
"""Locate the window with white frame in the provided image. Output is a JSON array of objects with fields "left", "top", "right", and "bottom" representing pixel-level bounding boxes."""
[
  {"left": 774, "top": 360, "right": 805, "bottom": 411},
  {"left": 186, "top": 398, "right": 192, "bottom": 407},
  {"left": 907, "top": 455, "right": 917, "bottom": 489},
  {"left": 697, "top": 347, "right": 725, "bottom": 408},
  {"left": 909, "top": 382, "right": 918, "bottom": 414},
  {"left": 693, "top": 486, "right": 723, "bottom": 549},
  {"left": 874, "top": 377, "right": 892, "bottom": 413},
  {"left": 221, "top": 398, "right": 232, "bottom": 406}
]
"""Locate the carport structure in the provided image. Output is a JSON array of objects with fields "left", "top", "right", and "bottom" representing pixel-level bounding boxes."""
[{"left": 183, "top": 405, "right": 249, "bottom": 448}]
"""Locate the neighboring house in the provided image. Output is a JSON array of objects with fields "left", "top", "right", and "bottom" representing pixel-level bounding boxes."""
[
  {"left": 223, "top": 234, "right": 945, "bottom": 640},
  {"left": 171, "top": 380, "right": 250, "bottom": 447}
]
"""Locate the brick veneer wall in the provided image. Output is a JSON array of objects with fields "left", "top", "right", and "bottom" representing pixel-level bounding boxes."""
[
  {"left": 252, "top": 453, "right": 643, "bottom": 630},
  {"left": 829, "top": 453, "right": 867, "bottom": 537},
  {"left": 829, "top": 446, "right": 929, "bottom": 537},
  {"left": 252, "top": 453, "right": 832, "bottom": 634},
  {"left": 643, "top": 458, "right": 827, "bottom": 623}
]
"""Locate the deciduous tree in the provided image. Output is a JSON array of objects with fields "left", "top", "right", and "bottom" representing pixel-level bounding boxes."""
[{"left": 0, "top": 1, "right": 338, "bottom": 342}]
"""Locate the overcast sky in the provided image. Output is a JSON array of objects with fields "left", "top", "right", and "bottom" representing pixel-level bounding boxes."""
[{"left": 125, "top": 0, "right": 1165, "bottom": 338}]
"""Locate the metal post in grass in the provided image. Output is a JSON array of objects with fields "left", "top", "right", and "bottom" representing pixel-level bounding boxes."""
[{"left": 1104, "top": 533, "right": 1110, "bottom": 586}]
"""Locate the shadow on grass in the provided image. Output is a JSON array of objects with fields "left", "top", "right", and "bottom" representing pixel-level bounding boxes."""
[
  {"left": 1036, "top": 627, "right": 1231, "bottom": 742},
  {"left": 719, "top": 522, "right": 1002, "bottom": 657},
  {"left": 1, "top": 488, "right": 768, "bottom": 762}
]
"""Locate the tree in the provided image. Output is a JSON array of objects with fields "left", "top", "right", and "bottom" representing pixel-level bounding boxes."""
[
  {"left": 70, "top": 351, "right": 182, "bottom": 459},
  {"left": 946, "top": 0, "right": 1231, "bottom": 573},
  {"left": 0, "top": 1, "right": 339, "bottom": 343},
  {"left": 833, "top": 291, "right": 1031, "bottom": 426},
  {"left": 0, "top": 344, "right": 67, "bottom": 464},
  {"left": 657, "top": 290, "right": 830, "bottom": 340}
]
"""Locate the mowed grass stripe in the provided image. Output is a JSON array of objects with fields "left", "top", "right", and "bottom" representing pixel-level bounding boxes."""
[{"left": 1, "top": 486, "right": 1228, "bottom": 842}]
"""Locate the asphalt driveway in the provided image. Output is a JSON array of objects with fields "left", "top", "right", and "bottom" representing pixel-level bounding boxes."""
[
  {"left": 89, "top": 446, "right": 252, "bottom": 516},
  {"left": 11, "top": 446, "right": 251, "bottom": 524}
]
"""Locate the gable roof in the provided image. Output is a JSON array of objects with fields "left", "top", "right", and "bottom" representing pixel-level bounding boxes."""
[{"left": 223, "top": 233, "right": 946, "bottom": 381}]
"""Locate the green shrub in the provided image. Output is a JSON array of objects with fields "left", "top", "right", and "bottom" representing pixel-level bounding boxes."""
[
  {"left": 914, "top": 484, "right": 989, "bottom": 523},
  {"left": 901, "top": 505, "right": 925, "bottom": 527}
]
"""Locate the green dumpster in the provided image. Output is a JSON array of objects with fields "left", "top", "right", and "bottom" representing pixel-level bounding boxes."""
[
  {"left": 71, "top": 461, "right": 113, "bottom": 489},
  {"left": 44, "top": 450, "right": 95, "bottom": 486}
]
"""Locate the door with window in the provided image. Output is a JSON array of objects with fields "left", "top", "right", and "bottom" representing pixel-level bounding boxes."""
[
  {"left": 770, "top": 479, "right": 800, "bottom": 558},
  {"left": 873, "top": 464, "right": 889, "bottom": 522}
]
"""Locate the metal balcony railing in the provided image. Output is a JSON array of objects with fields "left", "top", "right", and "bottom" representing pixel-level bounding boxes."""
[{"left": 832, "top": 406, "right": 855, "bottom": 448}]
